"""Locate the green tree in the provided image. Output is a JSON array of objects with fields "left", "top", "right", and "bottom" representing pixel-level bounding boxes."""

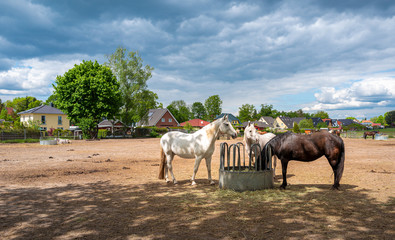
[
  {"left": 205, "top": 95, "right": 222, "bottom": 121},
  {"left": 313, "top": 111, "right": 329, "bottom": 119},
  {"left": 0, "top": 108, "right": 13, "bottom": 121},
  {"left": 105, "top": 47, "right": 155, "bottom": 126},
  {"left": 293, "top": 122, "right": 301, "bottom": 133},
  {"left": 238, "top": 104, "right": 256, "bottom": 123},
  {"left": 54, "top": 60, "right": 121, "bottom": 139},
  {"left": 298, "top": 119, "right": 314, "bottom": 129},
  {"left": 167, "top": 100, "right": 191, "bottom": 123},
  {"left": 316, "top": 121, "right": 328, "bottom": 129},
  {"left": 384, "top": 110, "right": 395, "bottom": 126},
  {"left": 257, "top": 104, "right": 278, "bottom": 118},
  {"left": 6, "top": 96, "right": 42, "bottom": 115},
  {"left": 191, "top": 102, "right": 206, "bottom": 119},
  {"left": 134, "top": 90, "right": 160, "bottom": 124},
  {"left": 45, "top": 94, "right": 58, "bottom": 108},
  {"left": 375, "top": 115, "right": 385, "bottom": 125}
]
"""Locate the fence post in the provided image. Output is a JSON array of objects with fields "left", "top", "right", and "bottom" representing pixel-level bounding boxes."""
[{"left": 24, "top": 129, "right": 26, "bottom": 140}]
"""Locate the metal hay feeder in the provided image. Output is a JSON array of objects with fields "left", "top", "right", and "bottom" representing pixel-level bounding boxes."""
[{"left": 219, "top": 142, "right": 274, "bottom": 191}]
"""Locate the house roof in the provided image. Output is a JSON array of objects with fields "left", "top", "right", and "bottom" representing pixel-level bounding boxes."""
[
  {"left": 242, "top": 121, "right": 270, "bottom": 128},
  {"left": 98, "top": 119, "right": 124, "bottom": 128},
  {"left": 335, "top": 119, "right": 356, "bottom": 126},
  {"left": 215, "top": 113, "right": 241, "bottom": 124},
  {"left": 180, "top": 119, "right": 210, "bottom": 127},
  {"left": 17, "top": 105, "right": 65, "bottom": 115},
  {"left": 259, "top": 116, "right": 275, "bottom": 127},
  {"left": 277, "top": 116, "right": 306, "bottom": 128},
  {"left": 309, "top": 117, "right": 323, "bottom": 126},
  {"left": 277, "top": 116, "right": 293, "bottom": 128},
  {"left": 138, "top": 108, "right": 179, "bottom": 127}
]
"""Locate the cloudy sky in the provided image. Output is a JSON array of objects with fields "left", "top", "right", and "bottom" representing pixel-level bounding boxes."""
[{"left": 1, "top": 0, "right": 394, "bottom": 119}]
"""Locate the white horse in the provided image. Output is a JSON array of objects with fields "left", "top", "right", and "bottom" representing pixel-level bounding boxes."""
[
  {"left": 159, "top": 115, "right": 237, "bottom": 185},
  {"left": 243, "top": 122, "right": 277, "bottom": 176}
]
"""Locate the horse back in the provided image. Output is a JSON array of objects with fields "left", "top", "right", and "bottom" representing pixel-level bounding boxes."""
[{"left": 274, "top": 131, "right": 342, "bottom": 161}]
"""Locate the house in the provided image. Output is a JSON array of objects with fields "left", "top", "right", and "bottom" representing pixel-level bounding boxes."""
[
  {"left": 242, "top": 121, "right": 270, "bottom": 131},
  {"left": 274, "top": 116, "right": 306, "bottom": 129},
  {"left": 215, "top": 113, "right": 241, "bottom": 125},
  {"left": 322, "top": 118, "right": 333, "bottom": 127},
  {"left": 98, "top": 119, "right": 129, "bottom": 134},
  {"left": 258, "top": 116, "right": 275, "bottom": 128},
  {"left": 180, "top": 119, "right": 210, "bottom": 128},
  {"left": 309, "top": 117, "right": 323, "bottom": 127},
  {"left": 334, "top": 119, "right": 358, "bottom": 129},
  {"left": 18, "top": 105, "right": 70, "bottom": 131},
  {"left": 137, "top": 108, "right": 179, "bottom": 127}
]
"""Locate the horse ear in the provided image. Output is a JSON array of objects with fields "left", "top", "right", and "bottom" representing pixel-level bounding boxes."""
[
  {"left": 223, "top": 114, "right": 228, "bottom": 121},
  {"left": 247, "top": 121, "right": 251, "bottom": 126}
]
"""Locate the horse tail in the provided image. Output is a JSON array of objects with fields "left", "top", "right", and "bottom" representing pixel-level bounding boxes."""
[
  {"left": 336, "top": 139, "right": 345, "bottom": 183},
  {"left": 158, "top": 146, "right": 166, "bottom": 179}
]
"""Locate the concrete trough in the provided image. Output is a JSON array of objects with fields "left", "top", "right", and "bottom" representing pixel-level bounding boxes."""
[
  {"left": 219, "top": 142, "right": 274, "bottom": 192},
  {"left": 40, "top": 139, "right": 57, "bottom": 145}
]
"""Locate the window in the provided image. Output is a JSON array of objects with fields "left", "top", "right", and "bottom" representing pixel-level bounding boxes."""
[
  {"left": 169, "top": 118, "right": 172, "bottom": 122},
  {"left": 58, "top": 116, "right": 62, "bottom": 125},
  {"left": 41, "top": 115, "right": 46, "bottom": 124},
  {"left": 161, "top": 118, "right": 165, "bottom": 122}
]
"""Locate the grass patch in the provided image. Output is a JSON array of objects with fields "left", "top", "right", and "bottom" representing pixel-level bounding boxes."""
[{"left": 0, "top": 138, "right": 40, "bottom": 143}]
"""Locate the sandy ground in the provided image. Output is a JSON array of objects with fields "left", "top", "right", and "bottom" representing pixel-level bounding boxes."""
[{"left": 0, "top": 137, "right": 394, "bottom": 239}]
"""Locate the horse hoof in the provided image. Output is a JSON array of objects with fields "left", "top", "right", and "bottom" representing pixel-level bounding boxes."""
[
  {"left": 173, "top": 180, "right": 178, "bottom": 184},
  {"left": 331, "top": 185, "right": 340, "bottom": 190},
  {"left": 280, "top": 185, "right": 287, "bottom": 190},
  {"left": 209, "top": 180, "right": 215, "bottom": 185},
  {"left": 191, "top": 181, "right": 197, "bottom": 186},
  {"left": 166, "top": 179, "right": 171, "bottom": 183}
]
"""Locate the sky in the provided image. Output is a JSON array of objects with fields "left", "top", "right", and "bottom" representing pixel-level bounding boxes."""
[{"left": 0, "top": 0, "right": 394, "bottom": 119}]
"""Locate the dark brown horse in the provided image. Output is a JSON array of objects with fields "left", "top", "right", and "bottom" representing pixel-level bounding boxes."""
[
  {"left": 363, "top": 131, "right": 379, "bottom": 139},
  {"left": 264, "top": 131, "right": 345, "bottom": 190}
]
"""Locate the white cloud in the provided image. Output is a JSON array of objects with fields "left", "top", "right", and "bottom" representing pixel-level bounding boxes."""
[
  {"left": 304, "top": 77, "right": 395, "bottom": 112},
  {"left": 0, "top": 56, "right": 85, "bottom": 99}
]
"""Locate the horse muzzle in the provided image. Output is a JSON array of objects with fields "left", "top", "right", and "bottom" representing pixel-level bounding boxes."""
[{"left": 232, "top": 133, "right": 237, "bottom": 139}]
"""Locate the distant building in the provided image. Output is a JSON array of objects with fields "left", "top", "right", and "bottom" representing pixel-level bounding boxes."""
[
  {"left": 215, "top": 113, "right": 241, "bottom": 125},
  {"left": 274, "top": 116, "right": 305, "bottom": 129},
  {"left": 137, "top": 108, "right": 179, "bottom": 127},
  {"left": 242, "top": 121, "right": 270, "bottom": 131},
  {"left": 18, "top": 105, "right": 70, "bottom": 131},
  {"left": 180, "top": 119, "right": 210, "bottom": 128},
  {"left": 258, "top": 116, "right": 275, "bottom": 128},
  {"left": 309, "top": 117, "right": 323, "bottom": 127}
]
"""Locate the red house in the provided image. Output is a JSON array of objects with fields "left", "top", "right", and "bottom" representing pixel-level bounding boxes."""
[
  {"left": 180, "top": 119, "right": 210, "bottom": 128},
  {"left": 137, "top": 109, "right": 179, "bottom": 128}
]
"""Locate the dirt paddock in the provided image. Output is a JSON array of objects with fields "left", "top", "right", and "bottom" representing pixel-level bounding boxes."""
[{"left": 1, "top": 137, "right": 394, "bottom": 239}]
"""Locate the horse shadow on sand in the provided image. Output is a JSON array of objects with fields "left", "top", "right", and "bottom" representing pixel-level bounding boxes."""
[{"left": 1, "top": 180, "right": 393, "bottom": 239}]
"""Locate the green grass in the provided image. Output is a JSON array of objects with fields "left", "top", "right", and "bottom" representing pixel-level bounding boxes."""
[
  {"left": 344, "top": 128, "right": 395, "bottom": 138},
  {"left": 0, "top": 138, "right": 40, "bottom": 143}
]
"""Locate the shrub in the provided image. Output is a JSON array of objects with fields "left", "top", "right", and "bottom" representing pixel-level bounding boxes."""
[
  {"left": 98, "top": 129, "right": 108, "bottom": 139},
  {"left": 149, "top": 129, "right": 159, "bottom": 138}
]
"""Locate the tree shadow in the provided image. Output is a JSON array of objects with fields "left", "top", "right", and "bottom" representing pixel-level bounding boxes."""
[{"left": 0, "top": 181, "right": 394, "bottom": 239}]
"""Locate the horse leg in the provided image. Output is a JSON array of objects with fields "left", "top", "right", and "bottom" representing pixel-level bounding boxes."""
[
  {"left": 273, "top": 155, "right": 277, "bottom": 179},
  {"left": 191, "top": 156, "right": 204, "bottom": 186},
  {"left": 166, "top": 154, "right": 177, "bottom": 184},
  {"left": 328, "top": 158, "right": 340, "bottom": 190},
  {"left": 280, "top": 159, "right": 289, "bottom": 189},
  {"left": 205, "top": 157, "right": 215, "bottom": 185}
]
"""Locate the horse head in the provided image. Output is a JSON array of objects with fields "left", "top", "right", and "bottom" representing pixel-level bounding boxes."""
[
  {"left": 219, "top": 115, "right": 237, "bottom": 139},
  {"left": 244, "top": 121, "right": 259, "bottom": 143}
]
